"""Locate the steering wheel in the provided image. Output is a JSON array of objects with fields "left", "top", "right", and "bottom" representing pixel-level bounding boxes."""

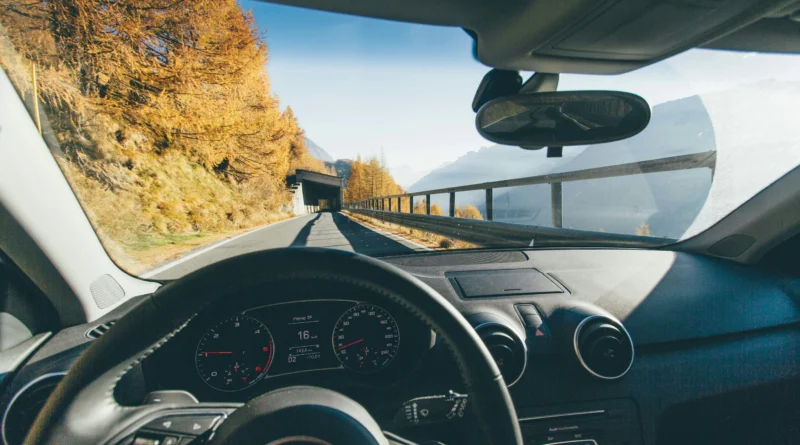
[{"left": 26, "top": 248, "right": 523, "bottom": 445}]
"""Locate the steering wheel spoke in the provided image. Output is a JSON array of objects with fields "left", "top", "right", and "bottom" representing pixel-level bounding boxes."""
[
  {"left": 107, "top": 403, "right": 241, "bottom": 445},
  {"left": 384, "top": 430, "right": 422, "bottom": 445}
]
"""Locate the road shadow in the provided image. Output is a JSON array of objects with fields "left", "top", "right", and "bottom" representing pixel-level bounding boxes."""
[
  {"left": 330, "top": 212, "right": 417, "bottom": 256},
  {"left": 290, "top": 213, "right": 322, "bottom": 247}
]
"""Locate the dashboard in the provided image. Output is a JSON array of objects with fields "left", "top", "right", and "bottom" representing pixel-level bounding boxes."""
[{"left": 2, "top": 248, "right": 800, "bottom": 445}]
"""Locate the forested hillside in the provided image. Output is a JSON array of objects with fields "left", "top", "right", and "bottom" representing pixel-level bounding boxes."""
[
  {"left": 0, "top": 0, "right": 332, "bottom": 271},
  {"left": 344, "top": 156, "right": 406, "bottom": 207}
]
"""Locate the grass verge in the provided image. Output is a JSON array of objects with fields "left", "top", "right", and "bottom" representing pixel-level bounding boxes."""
[{"left": 118, "top": 214, "right": 294, "bottom": 275}]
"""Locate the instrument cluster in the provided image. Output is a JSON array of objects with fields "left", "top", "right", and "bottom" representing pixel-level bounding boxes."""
[
  {"left": 144, "top": 297, "right": 431, "bottom": 399},
  {"left": 195, "top": 300, "right": 401, "bottom": 391}
]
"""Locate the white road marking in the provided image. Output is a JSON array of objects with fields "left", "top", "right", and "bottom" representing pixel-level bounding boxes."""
[{"left": 140, "top": 215, "right": 308, "bottom": 278}]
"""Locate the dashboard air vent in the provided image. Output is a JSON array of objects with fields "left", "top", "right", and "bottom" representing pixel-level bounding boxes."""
[
  {"left": 574, "top": 315, "right": 634, "bottom": 380},
  {"left": 85, "top": 320, "right": 116, "bottom": 339},
  {"left": 2, "top": 373, "right": 66, "bottom": 445},
  {"left": 474, "top": 321, "right": 527, "bottom": 386}
]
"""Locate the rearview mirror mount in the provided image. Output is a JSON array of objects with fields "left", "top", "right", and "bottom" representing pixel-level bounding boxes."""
[{"left": 476, "top": 91, "right": 651, "bottom": 147}]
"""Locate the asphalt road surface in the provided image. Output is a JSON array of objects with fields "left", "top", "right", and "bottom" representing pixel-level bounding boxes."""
[{"left": 144, "top": 212, "right": 428, "bottom": 280}]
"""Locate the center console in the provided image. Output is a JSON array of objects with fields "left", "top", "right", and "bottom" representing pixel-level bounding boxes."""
[{"left": 518, "top": 399, "right": 642, "bottom": 445}]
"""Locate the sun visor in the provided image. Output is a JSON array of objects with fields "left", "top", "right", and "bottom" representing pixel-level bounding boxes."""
[
  {"left": 269, "top": 0, "right": 799, "bottom": 74},
  {"left": 471, "top": 0, "right": 798, "bottom": 73}
]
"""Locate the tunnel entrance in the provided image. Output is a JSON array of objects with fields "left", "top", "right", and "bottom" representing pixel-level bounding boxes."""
[{"left": 289, "top": 169, "right": 345, "bottom": 213}]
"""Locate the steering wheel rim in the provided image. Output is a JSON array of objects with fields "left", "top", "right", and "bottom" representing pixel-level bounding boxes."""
[{"left": 26, "top": 248, "right": 523, "bottom": 445}]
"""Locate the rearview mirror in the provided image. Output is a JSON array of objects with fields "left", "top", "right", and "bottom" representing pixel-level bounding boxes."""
[{"left": 476, "top": 91, "right": 651, "bottom": 147}]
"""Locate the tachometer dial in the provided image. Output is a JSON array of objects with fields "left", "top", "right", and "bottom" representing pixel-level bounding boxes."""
[
  {"left": 333, "top": 304, "right": 399, "bottom": 372},
  {"left": 195, "top": 315, "right": 274, "bottom": 391}
]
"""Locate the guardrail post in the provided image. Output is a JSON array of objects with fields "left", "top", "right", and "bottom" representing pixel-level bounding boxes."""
[
  {"left": 426, "top": 194, "right": 431, "bottom": 215},
  {"left": 396, "top": 197, "right": 401, "bottom": 213},
  {"left": 449, "top": 192, "right": 455, "bottom": 217},
  {"left": 486, "top": 189, "right": 493, "bottom": 221},
  {"left": 409, "top": 196, "right": 414, "bottom": 214},
  {"left": 551, "top": 182, "right": 563, "bottom": 228}
]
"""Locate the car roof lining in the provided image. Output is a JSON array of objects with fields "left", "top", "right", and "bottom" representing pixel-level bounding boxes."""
[{"left": 264, "top": 0, "right": 800, "bottom": 74}]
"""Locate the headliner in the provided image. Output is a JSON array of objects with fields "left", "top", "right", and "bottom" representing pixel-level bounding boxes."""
[{"left": 264, "top": 0, "right": 800, "bottom": 74}]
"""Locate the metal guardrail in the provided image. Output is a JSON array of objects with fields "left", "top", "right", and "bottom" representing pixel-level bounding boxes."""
[
  {"left": 347, "top": 208, "right": 668, "bottom": 248},
  {"left": 344, "top": 151, "right": 716, "bottom": 231}
]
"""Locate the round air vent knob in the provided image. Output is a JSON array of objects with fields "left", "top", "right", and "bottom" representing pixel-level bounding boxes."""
[
  {"left": 482, "top": 331, "right": 517, "bottom": 373},
  {"left": 574, "top": 315, "right": 634, "bottom": 379},
  {"left": 473, "top": 321, "right": 527, "bottom": 387}
]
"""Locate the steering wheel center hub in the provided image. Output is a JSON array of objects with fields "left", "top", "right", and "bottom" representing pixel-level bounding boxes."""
[
  {"left": 210, "top": 386, "right": 387, "bottom": 445},
  {"left": 265, "top": 437, "right": 332, "bottom": 445}
]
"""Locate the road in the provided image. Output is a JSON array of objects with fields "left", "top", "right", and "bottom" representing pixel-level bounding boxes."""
[{"left": 144, "top": 212, "right": 428, "bottom": 280}]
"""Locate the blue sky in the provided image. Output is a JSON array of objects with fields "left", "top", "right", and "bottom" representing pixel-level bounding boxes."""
[{"left": 243, "top": 1, "right": 800, "bottom": 185}]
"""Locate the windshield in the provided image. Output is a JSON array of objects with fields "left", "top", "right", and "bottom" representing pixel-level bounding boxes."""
[{"left": 2, "top": 1, "right": 800, "bottom": 279}]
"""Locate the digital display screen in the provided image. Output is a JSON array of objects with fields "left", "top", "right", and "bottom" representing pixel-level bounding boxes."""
[
  {"left": 286, "top": 312, "right": 322, "bottom": 367},
  {"left": 244, "top": 300, "right": 354, "bottom": 375}
]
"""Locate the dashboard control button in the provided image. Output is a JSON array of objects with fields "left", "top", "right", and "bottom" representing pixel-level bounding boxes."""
[
  {"left": 131, "top": 436, "right": 159, "bottom": 445},
  {"left": 144, "top": 415, "right": 221, "bottom": 435},
  {"left": 131, "top": 434, "right": 178, "bottom": 445},
  {"left": 394, "top": 391, "right": 468, "bottom": 426},
  {"left": 521, "top": 313, "right": 543, "bottom": 327},
  {"left": 516, "top": 304, "right": 541, "bottom": 316},
  {"left": 143, "top": 391, "right": 199, "bottom": 405},
  {"left": 516, "top": 304, "right": 551, "bottom": 342},
  {"left": 522, "top": 314, "right": 549, "bottom": 336}
]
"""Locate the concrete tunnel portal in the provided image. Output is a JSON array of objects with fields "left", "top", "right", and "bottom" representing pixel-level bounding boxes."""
[{"left": 290, "top": 169, "right": 345, "bottom": 214}]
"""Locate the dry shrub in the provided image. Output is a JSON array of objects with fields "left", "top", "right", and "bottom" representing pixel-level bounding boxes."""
[
  {"left": 455, "top": 204, "right": 483, "bottom": 220},
  {"left": 439, "top": 239, "right": 455, "bottom": 248},
  {"left": 635, "top": 223, "right": 652, "bottom": 236}
]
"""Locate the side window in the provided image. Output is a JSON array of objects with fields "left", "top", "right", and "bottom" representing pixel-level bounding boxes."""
[{"left": 0, "top": 251, "right": 58, "bottom": 351}]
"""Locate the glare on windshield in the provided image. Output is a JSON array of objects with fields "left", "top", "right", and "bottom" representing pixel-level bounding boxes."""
[{"left": 1, "top": 0, "right": 799, "bottom": 279}]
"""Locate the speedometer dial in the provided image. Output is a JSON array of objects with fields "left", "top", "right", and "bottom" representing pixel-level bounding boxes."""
[
  {"left": 333, "top": 304, "right": 399, "bottom": 372},
  {"left": 196, "top": 315, "right": 274, "bottom": 392}
]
